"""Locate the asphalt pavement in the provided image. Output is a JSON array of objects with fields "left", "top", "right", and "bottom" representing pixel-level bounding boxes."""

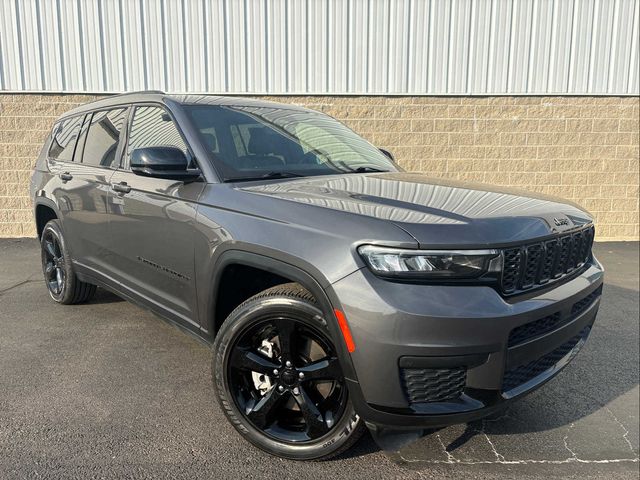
[{"left": 0, "top": 239, "right": 638, "bottom": 479}]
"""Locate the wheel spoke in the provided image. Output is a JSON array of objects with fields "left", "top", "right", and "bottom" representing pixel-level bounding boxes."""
[
  {"left": 273, "top": 319, "right": 296, "bottom": 358},
  {"left": 230, "top": 347, "right": 280, "bottom": 375},
  {"left": 44, "top": 239, "right": 56, "bottom": 258},
  {"left": 294, "top": 386, "right": 329, "bottom": 438},
  {"left": 56, "top": 268, "right": 63, "bottom": 288},
  {"left": 245, "top": 387, "right": 287, "bottom": 429},
  {"left": 298, "top": 357, "right": 342, "bottom": 382},
  {"left": 52, "top": 238, "right": 62, "bottom": 258},
  {"left": 45, "top": 263, "right": 55, "bottom": 279}
]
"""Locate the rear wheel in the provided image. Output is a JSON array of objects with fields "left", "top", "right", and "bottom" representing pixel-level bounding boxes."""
[
  {"left": 40, "top": 219, "right": 96, "bottom": 304},
  {"left": 212, "top": 283, "right": 364, "bottom": 460}
]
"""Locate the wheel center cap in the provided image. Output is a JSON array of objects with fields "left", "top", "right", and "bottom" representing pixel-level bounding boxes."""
[{"left": 281, "top": 369, "right": 297, "bottom": 387}]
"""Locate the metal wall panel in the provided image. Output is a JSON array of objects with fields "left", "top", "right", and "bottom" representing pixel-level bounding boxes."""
[{"left": 1, "top": 0, "right": 638, "bottom": 94}]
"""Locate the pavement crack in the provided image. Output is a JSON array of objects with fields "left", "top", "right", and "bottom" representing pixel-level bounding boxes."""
[
  {"left": 564, "top": 385, "right": 638, "bottom": 458},
  {"left": 0, "top": 278, "right": 40, "bottom": 295},
  {"left": 482, "top": 419, "right": 505, "bottom": 462},
  {"left": 563, "top": 423, "right": 579, "bottom": 461},
  {"left": 604, "top": 406, "right": 636, "bottom": 454},
  {"left": 436, "top": 433, "right": 457, "bottom": 464},
  {"left": 393, "top": 457, "right": 639, "bottom": 466}
]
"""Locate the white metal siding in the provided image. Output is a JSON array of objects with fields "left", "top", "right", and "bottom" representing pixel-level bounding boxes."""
[{"left": 0, "top": 0, "right": 638, "bottom": 95}]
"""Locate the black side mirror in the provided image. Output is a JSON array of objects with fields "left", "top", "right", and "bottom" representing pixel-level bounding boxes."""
[
  {"left": 379, "top": 148, "right": 395, "bottom": 162},
  {"left": 130, "top": 147, "right": 201, "bottom": 181}
]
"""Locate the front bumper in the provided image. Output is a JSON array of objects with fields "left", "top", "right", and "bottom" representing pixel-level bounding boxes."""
[{"left": 330, "top": 259, "right": 604, "bottom": 429}]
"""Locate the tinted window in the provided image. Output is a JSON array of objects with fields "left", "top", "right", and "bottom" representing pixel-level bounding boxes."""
[
  {"left": 185, "top": 105, "right": 396, "bottom": 181},
  {"left": 82, "top": 108, "right": 128, "bottom": 167},
  {"left": 128, "top": 106, "right": 189, "bottom": 158},
  {"left": 48, "top": 116, "right": 83, "bottom": 161},
  {"left": 72, "top": 115, "right": 91, "bottom": 163}
]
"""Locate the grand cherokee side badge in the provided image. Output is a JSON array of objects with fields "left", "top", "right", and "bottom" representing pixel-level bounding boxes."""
[{"left": 136, "top": 256, "right": 191, "bottom": 281}]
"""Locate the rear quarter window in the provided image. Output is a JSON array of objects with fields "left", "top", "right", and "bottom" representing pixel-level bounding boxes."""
[{"left": 48, "top": 116, "right": 83, "bottom": 161}]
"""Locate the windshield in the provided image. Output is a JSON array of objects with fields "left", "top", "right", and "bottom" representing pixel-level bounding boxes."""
[{"left": 184, "top": 104, "right": 398, "bottom": 181}]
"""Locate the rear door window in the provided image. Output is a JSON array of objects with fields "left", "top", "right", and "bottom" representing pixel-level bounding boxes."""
[
  {"left": 82, "top": 108, "right": 128, "bottom": 168},
  {"left": 48, "top": 115, "right": 83, "bottom": 161}
]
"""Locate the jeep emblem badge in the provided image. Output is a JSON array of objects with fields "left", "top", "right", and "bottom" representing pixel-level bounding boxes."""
[{"left": 553, "top": 217, "right": 570, "bottom": 227}]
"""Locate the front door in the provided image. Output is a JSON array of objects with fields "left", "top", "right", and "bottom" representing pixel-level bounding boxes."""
[{"left": 107, "top": 105, "right": 205, "bottom": 328}]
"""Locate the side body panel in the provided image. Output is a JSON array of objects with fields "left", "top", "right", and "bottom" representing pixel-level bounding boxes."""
[
  {"left": 48, "top": 159, "right": 115, "bottom": 266},
  {"left": 107, "top": 171, "right": 205, "bottom": 327}
]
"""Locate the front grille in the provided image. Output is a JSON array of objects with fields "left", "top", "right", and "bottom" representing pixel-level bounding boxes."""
[
  {"left": 500, "top": 225, "right": 595, "bottom": 295},
  {"left": 571, "top": 285, "right": 603, "bottom": 316},
  {"left": 508, "top": 312, "right": 562, "bottom": 347},
  {"left": 401, "top": 367, "right": 466, "bottom": 403},
  {"left": 502, "top": 327, "right": 590, "bottom": 392}
]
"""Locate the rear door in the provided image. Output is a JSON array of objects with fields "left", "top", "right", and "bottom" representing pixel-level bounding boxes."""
[
  {"left": 48, "top": 108, "right": 128, "bottom": 271},
  {"left": 46, "top": 114, "right": 87, "bottom": 258},
  {"left": 107, "top": 105, "right": 205, "bottom": 328}
]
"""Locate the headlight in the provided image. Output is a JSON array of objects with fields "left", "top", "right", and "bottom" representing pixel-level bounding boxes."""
[{"left": 358, "top": 245, "right": 500, "bottom": 279}]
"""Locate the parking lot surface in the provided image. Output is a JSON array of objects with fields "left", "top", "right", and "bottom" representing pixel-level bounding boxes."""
[{"left": 1, "top": 239, "right": 638, "bottom": 479}]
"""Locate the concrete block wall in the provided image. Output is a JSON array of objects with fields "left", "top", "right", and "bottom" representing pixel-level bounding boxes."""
[{"left": 0, "top": 94, "right": 637, "bottom": 240}]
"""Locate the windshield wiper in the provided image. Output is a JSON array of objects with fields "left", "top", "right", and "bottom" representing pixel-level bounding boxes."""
[
  {"left": 261, "top": 171, "right": 305, "bottom": 179},
  {"left": 346, "top": 166, "right": 390, "bottom": 173},
  {"left": 224, "top": 171, "right": 305, "bottom": 183}
]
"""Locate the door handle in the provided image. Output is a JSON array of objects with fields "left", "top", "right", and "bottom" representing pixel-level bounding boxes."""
[
  {"left": 111, "top": 182, "right": 132, "bottom": 194},
  {"left": 59, "top": 172, "right": 73, "bottom": 182}
]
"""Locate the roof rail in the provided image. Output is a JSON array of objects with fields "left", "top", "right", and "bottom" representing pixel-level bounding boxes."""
[
  {"left": 57, "top": 90, "right": 169, "bottom": 119},
  {"left": 111, "top": 90, "right": 166, "bottom": 96}
]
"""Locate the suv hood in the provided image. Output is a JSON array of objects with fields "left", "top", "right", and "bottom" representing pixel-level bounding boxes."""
[{"left": 240, "top": 172, "right": 593, "bottom": 247}]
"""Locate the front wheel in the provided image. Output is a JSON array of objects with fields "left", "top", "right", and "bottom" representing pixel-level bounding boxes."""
[{"left": 212, "top": 283, "right": 364, "bottom": 460}]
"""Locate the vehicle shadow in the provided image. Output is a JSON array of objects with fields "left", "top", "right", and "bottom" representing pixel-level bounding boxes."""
[
  {"left": 333, "top": 430, "right": 381, "bottom": 460},
  {"left": 85, "top": 288, "right": 126, "bottom": 304}
]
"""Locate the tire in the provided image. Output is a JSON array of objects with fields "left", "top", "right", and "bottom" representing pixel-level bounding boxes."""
[
  {"left": 40, "top": 219, "right": 96, "bottom": 305},
  {"left": 212, "top": 283, "right": 365, "bottom": 460}
]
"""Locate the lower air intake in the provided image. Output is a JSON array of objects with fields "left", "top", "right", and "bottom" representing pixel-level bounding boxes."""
[{"left": 401, "top": 367, "right": 466, "bottom": 404}]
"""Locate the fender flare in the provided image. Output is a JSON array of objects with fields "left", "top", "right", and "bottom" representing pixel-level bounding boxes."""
[
  {"left": 33, "top": 194, "right": 63, "bottom": 237},
  {"left": 206, "top": 248, "right": 358, "bottom": 381}
]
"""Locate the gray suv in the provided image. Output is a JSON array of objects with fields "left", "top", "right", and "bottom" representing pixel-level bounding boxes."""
[{"left": 30, "top": 92, "right": 604, "bottom": 460}]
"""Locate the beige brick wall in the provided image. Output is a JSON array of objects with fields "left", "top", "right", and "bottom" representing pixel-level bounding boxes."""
[{"left": 0, "top": 94, "right": 638, "bottom": 240}]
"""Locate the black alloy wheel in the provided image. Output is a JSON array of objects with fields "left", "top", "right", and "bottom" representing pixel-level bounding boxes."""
[
  {"left": 40, "top": 219, "right": 96, "bottom": 304},
  {"left": 228, "top": 316, "right": 347, "bottom": 443},
  {"left": 213, "top": 283, "right": 364, "bottom": 460},
  {"left": 42, "top": 228, "right": 66, "bottom": 297}
]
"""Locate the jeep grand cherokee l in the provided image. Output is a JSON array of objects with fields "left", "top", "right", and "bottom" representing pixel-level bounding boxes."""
[{"left": 30, "top": 92, "right": 603, "bottom": 460}]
